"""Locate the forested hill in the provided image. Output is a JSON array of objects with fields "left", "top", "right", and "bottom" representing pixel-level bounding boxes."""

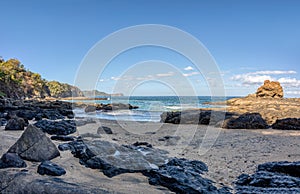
[{"left": 0, "top": 58, "right": 84, "bottom": 99}]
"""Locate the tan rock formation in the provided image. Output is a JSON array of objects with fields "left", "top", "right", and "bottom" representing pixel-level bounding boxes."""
[{"left": 256, "top": 80, "right": 283, "bottom": 98}]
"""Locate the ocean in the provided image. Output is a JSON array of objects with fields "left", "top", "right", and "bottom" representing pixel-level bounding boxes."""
[{"left": 73, "top": 96, "right": 236, "bottom": 122}]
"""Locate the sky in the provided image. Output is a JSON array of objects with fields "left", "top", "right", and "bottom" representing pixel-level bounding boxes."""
[{"left": 1, "top": 0, "right": 300, "bottom": 97}]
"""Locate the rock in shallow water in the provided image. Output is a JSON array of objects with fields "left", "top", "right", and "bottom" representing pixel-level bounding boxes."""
[
  {"left": 235, "top": 161, "right": 300, "bottom": 193},
  {"left": 37, "top": 161, "right": 66, "bottom": 176},
  {"left": 8, "top": 125, "right": 60, "bottom": 162}
]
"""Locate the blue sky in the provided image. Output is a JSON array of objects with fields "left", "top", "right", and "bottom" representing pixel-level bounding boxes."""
[{"left": 1, "top": 0, "right": 300, "bottom": 96}]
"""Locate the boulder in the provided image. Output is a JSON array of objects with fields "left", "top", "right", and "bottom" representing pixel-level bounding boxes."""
[
  {"left": 0, "top": 153, "right": 27, "bottom": 168},
  {"left": 97, "top": 126, "right": 113, "bottom": 134},
  {"left": 272, "top": 118, "right": 300, "bottom": 130},
  {"left": 8, "top": 125, "right": 60, "bottom": 162},
  {"left": 34, "top": 119, "right": 76, "bottom": 135},
  {"left": 256, "top": 80, "right": 283, "bottom": 98},
  {"left": 5, "top": 117, "right": 26, "bottom": 130},
  {"left": 144, "top": 158, "right": 231, "bottom": 194},
  {"left": 84, "top": 105, "right": 96, "bottom": 113},
  {"left": 37, "top": 161, "right": 66, "bottom": 176},
  {"left": 235, "top": 161, "right": 300, "bottom": 193},
  {"left": 223, "top": 113, "right": 269, "bottom": 129},
  {"left": 51, "top": 135, "right": 76, "bottom": 141}
]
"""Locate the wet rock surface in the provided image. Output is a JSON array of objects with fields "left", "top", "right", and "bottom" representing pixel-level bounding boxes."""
[
  {"left": 235, "top": 161, "right": 300, "bottom": 193},
  {"left": 272, "top": 118, "right": 300, "bottom": 130},
  {"left": 34, "top": 119, "right": 76, "bottom": 135},
  {"left": 37, "top": 161, "right": 66, "bottom": 176},
  {"left": 8, "top": 125, "right": 60, "bottom": 162},
  {"left": 223, "top": 113, "right": 269, "bottom": 129},
  {"left": 83, "top": 103, "right": 139, "bottom": 112}
]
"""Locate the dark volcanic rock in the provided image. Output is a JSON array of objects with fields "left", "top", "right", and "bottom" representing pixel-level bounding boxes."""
[
  {"left": 144, "top": 158, "right": 231, "bottom": 194},
  {"left": 34, "top": 119, "right": 76, "bottom": 135},
  {"left": 60, "top": 139, "right": 168, "bottom": 177},
  {"left": 223, "top": 113, "right": 269, "bottom": 129},
  {"left": 5, "top": 117, "right": 26, "bottom": 130},
  {"left": 235, "top": 161, "right": 300, "bottom": 193},
  {"left": 0, "top": 170, "right": 107, "bottom": 193},
  {"left": 51, "top": 135, "right": 76, "bottom": 141},
  {"left": 37, "top": 161, "right": 66, "bottom": 176},
  {"left": 0, "top": 153, "right": 27, "bottom": 169},
  {"left": 161, "top": 110, "right": 235, "bottom": 125},
  {"left": 272, "top": 118, "right": 300, "bottom": 130},
  {"left": 60, "top": 139, "right": 230, "bottom": 193},
  {"left": 97, "top": 126, "right": 113, "bottom": 134},
  {"left": 8, "top": 125, "right": 60, "bottom": 162}
]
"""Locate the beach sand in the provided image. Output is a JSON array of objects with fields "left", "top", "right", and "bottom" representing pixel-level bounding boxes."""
[{"left": 1, "top": 119, "right": 299, "bottom": 193}]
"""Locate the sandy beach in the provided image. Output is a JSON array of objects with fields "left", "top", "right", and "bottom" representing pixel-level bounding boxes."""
[{"left": 1, "top": 119, "right": 299, "bottom": 193}]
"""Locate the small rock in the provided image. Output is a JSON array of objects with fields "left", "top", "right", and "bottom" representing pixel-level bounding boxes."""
[
  {"left": 97, "top": 126, "right": 113, "bottom": 134},
  {"left": 34, "top": 119, "right": 76, "bottom": 135},
  {"left": 51, "top": 135, "right": 76, "bottom": 141},
  {"left": 0, "top": 153, "right": 27, "bottom": 169},
  {"left": 84, "top": 105, "right": 96, "bottom": 113},
  {"left": 5, "top": 117, "right": 26, "bottom": 130},
  {"left": 133, "top": 141, "right": 152, "bottom": 148},
  {"left": 272, "top": 118, "right": 300, "bottom": 130},
  {"left": 37, "top": 161, "right": 66, "bottom": 176}
]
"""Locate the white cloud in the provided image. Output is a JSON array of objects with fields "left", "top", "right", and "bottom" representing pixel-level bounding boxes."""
[
  {"left": 249, "top": 70, "right": 297, "bottom": 75},
  {"left": 278, "top": 77, "right": 300, "bottom": 87},
  {"left": 231, "top": 74, "right": 273, "bottom": 85},
  {"left": 286, "top": 91, "right": 300, "bottom": 95},
  {"left": 156, "top": 71, "right": 174, "bottom": 77},
  {"left": 183, "top": 71, "right": 200, "bottom": 77},
  {"left": 111, "top": 76, "right": 120, "bottom": 81},
  {"left": 184, "top": 66, "right": 194, "bottom": 71},
  {"left": 231, "top": 70, "right": 299, "bottom": 86}
]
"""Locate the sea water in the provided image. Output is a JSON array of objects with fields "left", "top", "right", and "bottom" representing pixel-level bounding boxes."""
[{"left": 73, "top": 96, "right": 236, "bottom": 122}]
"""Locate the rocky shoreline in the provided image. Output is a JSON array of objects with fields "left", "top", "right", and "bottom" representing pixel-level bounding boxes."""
[{"left": 0, "top": 80, "right": 299, "bottom": 193}]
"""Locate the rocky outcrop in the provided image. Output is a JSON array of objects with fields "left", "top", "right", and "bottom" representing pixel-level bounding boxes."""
[
  {"left": 0, "top": 153, "right": 27, "bottom": 169},
  {"left": 235, "top": 161, "right": 300, "bottom": 193},
  {"left": 37, "top": 161, "right": 66, "bottom": 176},
  {"left": 223, "top": 113, "right": 269, "bottom": 129},
  {"left": 256, "top": 80, "right": 283, "bottom": 98},
  {"left": 59, "top": 139, "right": 230, "bottom": 193},
  {"left": 161, "top": 110, "right": 235, "bottom": 125},
  {"left": 46, "top": 81, "right": 84, "bottom": 98},
  {"left": 0, "top": 99, "right": 74, "bottom": 125},
  {"left": 8, "top": 125, "right": 60, "bottom": 162},
  {"left": 84, "top": 103, "right": 139, "bottom": 112},
  {"left": 272, "top": 118, "right": 300, "bottom": 130},
  {"left": 34, "top": 120, "right": 76, "bottom": 135}
]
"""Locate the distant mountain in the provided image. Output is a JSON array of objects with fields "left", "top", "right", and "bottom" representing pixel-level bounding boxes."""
[
  {"left": 82, "top": 90, "right": 123, "bottom": 97},
  {"left": 0, "top": 57, "right": 84, "bottom": 99}
]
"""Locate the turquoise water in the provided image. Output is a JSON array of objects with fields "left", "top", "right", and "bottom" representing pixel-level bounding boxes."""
[{"left": 73, "top": 96, "right": 235, "bottom": 122}]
